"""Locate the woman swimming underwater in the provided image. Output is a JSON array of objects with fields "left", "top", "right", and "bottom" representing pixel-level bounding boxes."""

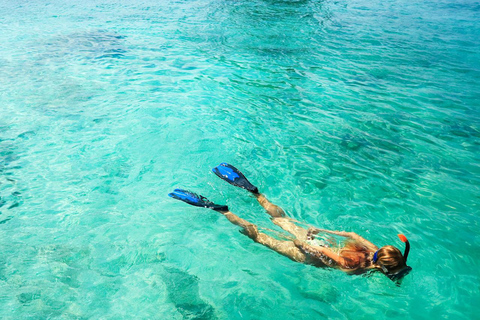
[{"left": 169, "top": 163, "right": 412, "bottom": 283}]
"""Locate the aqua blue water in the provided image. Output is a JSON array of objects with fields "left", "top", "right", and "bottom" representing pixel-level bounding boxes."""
[{"left": 1, "top": 0, "right": 479, "bottom": 318}]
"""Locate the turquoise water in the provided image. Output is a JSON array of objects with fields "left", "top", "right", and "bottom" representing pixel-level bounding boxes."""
[{"left": 1, "top": 0, "right": 479, "bottom": 318}]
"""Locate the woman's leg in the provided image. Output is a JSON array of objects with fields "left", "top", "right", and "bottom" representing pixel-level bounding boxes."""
[
  {"left": 219, "top": 210, "right": 307, "bottom": 263},
  {"left": 271, "top": 217, "right": 308, "bottom": 240},
  {"left": 255, "top": 193, "right": 285, "bottom": 218},
  {"left": 254, "top": 194, "right": 308, "bottom": 240}
]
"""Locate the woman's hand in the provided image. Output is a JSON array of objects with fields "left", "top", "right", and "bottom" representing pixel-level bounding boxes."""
[
  {"left": 293, "top": 239, "right": 303, "bottom": 247},
  {"left": 307, "top": 227, "right": 320, "bottom": 234}
]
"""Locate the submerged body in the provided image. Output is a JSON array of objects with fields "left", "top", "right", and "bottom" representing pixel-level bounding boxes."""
[
  {"left": 228, "top": 195, "right": 378, "bottom": 275},
  {"left": 169, "top": 163, "right": 411, "bottom": 281}
]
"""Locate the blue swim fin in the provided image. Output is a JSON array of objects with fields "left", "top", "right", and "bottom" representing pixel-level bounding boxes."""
[
  {"left": 168, "top": 189, "right": 228, "bottom": 211},
  {"left": 212, "top": 163, "right": 259, "bottom": 194}
]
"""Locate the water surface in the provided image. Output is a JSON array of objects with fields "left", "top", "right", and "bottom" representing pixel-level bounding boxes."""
[{"left": 0, "top": 0, "right": 479, "bottom": 318}]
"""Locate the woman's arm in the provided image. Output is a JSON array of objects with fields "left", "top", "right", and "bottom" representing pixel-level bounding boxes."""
[{"left": 307, "top": 228, "right": 378, "bottom": 251}]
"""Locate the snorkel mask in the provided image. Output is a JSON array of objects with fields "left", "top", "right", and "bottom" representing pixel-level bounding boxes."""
[{"left": 373, "top": 234, "right": 412, "bottom": 282}]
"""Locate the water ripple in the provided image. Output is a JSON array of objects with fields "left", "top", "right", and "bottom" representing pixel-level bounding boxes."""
[{"left": 0, "top": 0, "right": 479, "bottom": 318}]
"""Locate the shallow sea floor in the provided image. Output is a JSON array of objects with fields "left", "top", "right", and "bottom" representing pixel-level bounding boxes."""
[{"left": 0, "top": 0, "right": 479, "bottom": 318}]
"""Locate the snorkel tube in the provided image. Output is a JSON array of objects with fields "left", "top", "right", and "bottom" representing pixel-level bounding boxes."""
[{"left": 398, "top": 234, "right": 410, "bottom": 262}]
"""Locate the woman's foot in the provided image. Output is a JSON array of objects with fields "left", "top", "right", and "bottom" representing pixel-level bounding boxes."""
[
  {"left": 168, "top": 189, "right": 229, "bottom": 212},
  {"left": 212, "top": 163, "right": 259, "bottom": 194}
]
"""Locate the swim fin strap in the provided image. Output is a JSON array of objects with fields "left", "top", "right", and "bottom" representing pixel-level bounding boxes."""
[
  {"left": 212, "top": 163, "right": 259, "bottom": 194},
  {"left": 168, "top": 189, "right": 228, "bottom": 211}
]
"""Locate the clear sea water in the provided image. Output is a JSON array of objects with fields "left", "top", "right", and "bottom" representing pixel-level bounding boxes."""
[{"left": 1, "top": 0, "right": 479, "bottom": 318}]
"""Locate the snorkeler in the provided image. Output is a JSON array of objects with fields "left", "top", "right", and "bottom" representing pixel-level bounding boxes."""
[{"left": 168, "top": 163, "right": 412, "bottom": 282}]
